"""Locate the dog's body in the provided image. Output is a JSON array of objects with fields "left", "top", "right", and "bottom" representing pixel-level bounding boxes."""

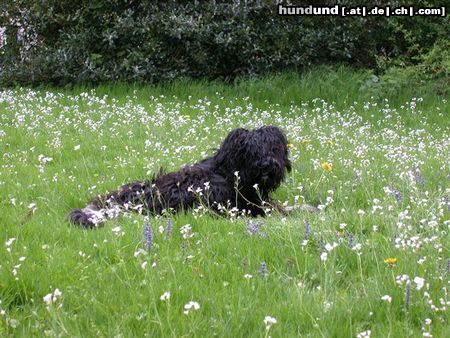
[{"left": 68, "top": 126, "right": 292, "bottom": 228}]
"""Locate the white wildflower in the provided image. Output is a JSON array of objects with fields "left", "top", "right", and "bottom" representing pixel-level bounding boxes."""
[
  {"left": 183, "top": 301, "right": 200, "bottom": 314},
  {"left": 112, "top": 226, "right": 124, "bottom": 236},
  {"left": 43, "top": 288, "right": 63, "bottom": 309},
  {"left": 160, "top": 291, "right": 171, "bottom": 301},
  {"left": 381, "top": 295, "right": 392, "bottom": 303},
  {"left": 325, "top": 242, "right": 338, "bottom": 252},
  {"left": 356, "top": 330, "right": 371, "bottom": 338},
  {"left": 414, "top": 276, "right": 425, "bottom": 290},
  {"left": 263, "top": 315, "right": 278, "bottom": 330},
  {"left": 180, "top": 224, "right": 194, "bottom": 239}
]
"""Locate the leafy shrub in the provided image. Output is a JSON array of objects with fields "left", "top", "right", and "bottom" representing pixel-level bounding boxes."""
[
  {"left": 363, "top": 39, "right": 449, "bottom": 97},
  {"left": 0, "top": 0, "right": 448, "bottom": 86}
]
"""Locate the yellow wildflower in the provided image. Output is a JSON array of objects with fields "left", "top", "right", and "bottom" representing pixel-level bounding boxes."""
[
  {"left": 326, "top": 139, "right": 334, "bottom": 145},
  {"left": 321, "top": 162, "right": 332, "bottom": 172},
  {"left": 287, "top": 143, "right": 294, "bottom": 149},
  {"left": 384, "top": 257, "right": 397, "bottom": 265},
  {"left": 301, "top": 139, "right": 309, "bottom": 144}
]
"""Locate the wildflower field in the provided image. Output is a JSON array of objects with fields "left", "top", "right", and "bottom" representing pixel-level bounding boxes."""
[{"left": 0, "top": 69, "right": 449, "bottom": 337}]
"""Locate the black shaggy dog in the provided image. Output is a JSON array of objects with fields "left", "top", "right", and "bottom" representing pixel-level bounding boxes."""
[{"left": 68, "top": 126, "right": 292, "bottom": 228}]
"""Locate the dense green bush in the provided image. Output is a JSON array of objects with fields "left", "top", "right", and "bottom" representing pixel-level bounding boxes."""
[
  {"left": 0, "top": 0, "right": 448, "bottom": 86},
  {"left": 361, "top": 39, "right": 449, "bottom": 97}
]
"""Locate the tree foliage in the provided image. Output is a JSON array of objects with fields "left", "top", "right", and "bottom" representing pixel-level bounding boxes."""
[{"left": 0, "top": 0, "right": 448, "bottom": 85}]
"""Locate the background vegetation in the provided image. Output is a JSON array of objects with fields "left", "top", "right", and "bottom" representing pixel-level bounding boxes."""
[{"left": 0, "top": 0, "right": 448, "bottom": 88}]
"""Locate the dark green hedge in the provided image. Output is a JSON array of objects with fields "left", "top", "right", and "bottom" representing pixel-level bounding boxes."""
[{"left": 0, "top": 0, "right": 448, "bottom": 86}]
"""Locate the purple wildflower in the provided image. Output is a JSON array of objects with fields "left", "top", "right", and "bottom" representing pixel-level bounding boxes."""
[
  {"left": 348, "top": 233, "right": 354, "bottom": 248},
  {"left": 404, "top": 282, "right": 411, "bottom": 311},
  {"left": 247, "top": 220, "right": 264, "bottom": 235},
  {"left": 305, "top": 220, "right": 311, "bottom": 239},
  {"left": 260, "top": 261, "right": 268, "bottom": 277},
  {"left": 413, "top": 167, "right": 425, "bottom": 186},
  {"left": 143, "top": 219, "right": 153, "bottom": 252},
  {"left": 393, "top": 189, "right": 402, "bottom": 204},
  {"left": 319, "top": 236, "right": 324, "bottom": 250},
  {"left": 165, "top": 219, "right": 173, "bottom": 240}
]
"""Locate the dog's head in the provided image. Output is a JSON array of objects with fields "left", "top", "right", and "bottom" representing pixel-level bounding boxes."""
[{"left": 214, "top": 126, "right": 291, "bottom": 192}]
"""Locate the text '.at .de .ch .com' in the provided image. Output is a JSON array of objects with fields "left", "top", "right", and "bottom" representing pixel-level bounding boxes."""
[{"left": 278, "top": 4, "right": 446, "bottom": 17}]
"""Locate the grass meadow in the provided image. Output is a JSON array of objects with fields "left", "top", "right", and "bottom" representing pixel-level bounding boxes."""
[{"left": 0, "top": 67, "right": 449, "bottom": 337}]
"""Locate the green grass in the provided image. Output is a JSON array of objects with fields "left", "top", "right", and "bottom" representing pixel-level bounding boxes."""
[{"left": 0, "top": 67, "right": 449, "bottom": 337}]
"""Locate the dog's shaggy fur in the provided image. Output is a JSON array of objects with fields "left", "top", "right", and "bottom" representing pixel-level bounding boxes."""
[{"left": 68, "top": 126, "right": 292, "bottom": 228}]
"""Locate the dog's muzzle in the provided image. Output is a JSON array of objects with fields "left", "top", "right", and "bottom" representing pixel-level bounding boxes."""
[{"left": 255, "top": 158, "right": 284, "bottom": 183}]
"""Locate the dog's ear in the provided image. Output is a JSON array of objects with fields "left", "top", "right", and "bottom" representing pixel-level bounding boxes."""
[
  {"left": 213, "top": 128, "right": 249, "bottom": 174},
  {"left": 223, "top": 128, "right": 249, "bottom": 145}
]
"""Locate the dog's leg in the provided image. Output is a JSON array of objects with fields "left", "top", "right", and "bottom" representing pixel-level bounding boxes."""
[
  {"left": 68, "top": 181, "right": 150, "bottom": 228},
  {"left": 67, "top": 202, "right": 110, "bottom": 229}
]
